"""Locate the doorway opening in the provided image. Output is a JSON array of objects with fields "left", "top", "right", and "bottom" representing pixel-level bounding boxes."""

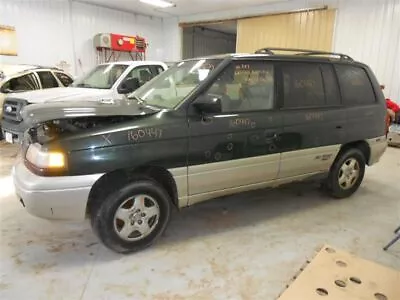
[{"left": 182, "top": 20, "right": 237, "bottom": 59}]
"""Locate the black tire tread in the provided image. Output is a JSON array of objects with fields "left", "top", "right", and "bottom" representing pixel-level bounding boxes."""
[
  {"left": 91, "top": 179, "right": 171, "bottom": 254},
  {"left": 326, "top": 148, "right": 366, "bottom": 199}
]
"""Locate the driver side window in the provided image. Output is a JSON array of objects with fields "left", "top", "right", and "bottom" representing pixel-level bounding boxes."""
[
  {"left": 126, "top": 66, "right": 154, "bottom": 87},
  {"left": 205, "top": 61, "right": 275, "bottom": 112}
]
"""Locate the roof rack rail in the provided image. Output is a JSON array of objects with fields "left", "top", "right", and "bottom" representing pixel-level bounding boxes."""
[
  {"left": 30, "top": 65, "right": 62, "bottom": 70},
  {"left": 254, "top": 47, "right": 354, "bottom": 61}
]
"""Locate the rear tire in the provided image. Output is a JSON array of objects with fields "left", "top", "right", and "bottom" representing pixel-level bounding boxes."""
[
  {"left": 91, "top": 180, "right": 171, "bottom": 254},
  {"left": 326, "top": 148, "right": 366, "bottom": 199}
]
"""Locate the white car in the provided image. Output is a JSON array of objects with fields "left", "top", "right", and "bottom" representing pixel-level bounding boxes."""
[
  {"left": 388, "top": 124, "right": 400, "bottom": 146},
  {"left": 1, "top": 61, "right": 167, "bottom": 143},
  {"left": 0, "top": 64, "right": 73, "bottom": 117}
]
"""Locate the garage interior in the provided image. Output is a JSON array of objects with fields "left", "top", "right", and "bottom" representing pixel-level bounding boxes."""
[
  {"left": 182, "top": 21, "right": 237, "bottom": 59},
  {"left": 1, "top": 0, "right": 400, "bottom": 299}
]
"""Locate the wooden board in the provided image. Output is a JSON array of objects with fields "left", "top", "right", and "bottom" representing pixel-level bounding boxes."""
[{"left": 278, "top": 245, "right": 399, "bottom": 300}]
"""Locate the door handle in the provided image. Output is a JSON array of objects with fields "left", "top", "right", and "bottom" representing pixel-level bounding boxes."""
[
  {"left": 201, "top": 115, "right": 213, "bottom": 124},
  {"left": 265, "top": 132, "right": 278, "bottom": 139}
]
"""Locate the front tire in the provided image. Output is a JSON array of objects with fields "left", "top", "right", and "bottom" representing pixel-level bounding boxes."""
[
  {"left": 91, "top": 179, "right": 171, "bottom": 254},
  {"left": 326, "top": 148, "right": 366, "bottom": 199}
]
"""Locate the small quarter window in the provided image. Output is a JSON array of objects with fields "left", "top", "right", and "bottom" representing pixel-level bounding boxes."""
[{"left": 335, "top": 65, "right": 375, "bottom": 105}]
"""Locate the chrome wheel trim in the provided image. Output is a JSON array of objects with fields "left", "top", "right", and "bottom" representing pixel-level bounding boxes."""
[
  {"left": 113, "top": 194, "right": 160, "bottom": 241},
  {"left": 338, "top": 158, "right": 360, "bottom": 190}
]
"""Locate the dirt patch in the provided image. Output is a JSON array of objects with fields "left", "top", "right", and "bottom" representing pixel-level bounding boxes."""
[
  {"left": 0, "top": 282, "right": 10, "bottom": 290},
  {"left": 31, "top": 262, "right": 57, "bottom": 275},
  {"left": 104, "top": 284, "right": 134, "bottom": 297}
]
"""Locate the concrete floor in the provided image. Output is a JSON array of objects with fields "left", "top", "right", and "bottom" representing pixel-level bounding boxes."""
[{"left": 0, "top": 141, "right": 399, "bottom": 300}]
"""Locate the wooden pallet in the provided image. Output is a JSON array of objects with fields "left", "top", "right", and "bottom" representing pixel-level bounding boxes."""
[{"left": 278, "top": 245, "right": 399, "bottom": 300}]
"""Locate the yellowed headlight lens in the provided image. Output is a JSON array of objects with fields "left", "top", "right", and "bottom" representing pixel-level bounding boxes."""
[{"left": 47, "top": 152, "right": 65, "bottom": 168}]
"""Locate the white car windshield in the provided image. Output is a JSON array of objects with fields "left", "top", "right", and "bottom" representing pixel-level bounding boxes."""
[
  {"left": 130, "top": 59, "right": 223, "bottom": 109},
  {"left": 72, "top": 64, "right": 128, "bottom": 89}
]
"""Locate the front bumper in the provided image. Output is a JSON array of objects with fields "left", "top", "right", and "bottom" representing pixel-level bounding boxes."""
[
  {"left": 13, "top": 161, "right": 103, "bottom": 220},
  {"left": 1, "top": 119, "right": 27, "bottom": 143}
]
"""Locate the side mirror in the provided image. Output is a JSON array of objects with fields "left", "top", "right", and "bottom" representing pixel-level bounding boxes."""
[
  {"left": 118, "top": 77, "right": 140, "bottom": 94},
  {"left": 193, "top": 94, "right": 222, "bottom": 114}
]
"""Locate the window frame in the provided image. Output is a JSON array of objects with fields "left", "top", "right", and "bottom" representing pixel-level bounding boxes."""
[
  {"left": 197, "top": 59, "right": 278, "bottom": 114},
  {"left": 334, "top": 63, "right": 377, "bottom": 107}
]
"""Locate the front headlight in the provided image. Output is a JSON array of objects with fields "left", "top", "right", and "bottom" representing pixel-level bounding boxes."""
[{"left": 26, "top": 143, "right": 65, "bottom": 169}]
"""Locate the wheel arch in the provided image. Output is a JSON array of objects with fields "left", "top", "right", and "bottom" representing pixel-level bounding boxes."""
[
  {"left": 86, "top": 165, "right": 179, "bottom": 218},
  {"left": 337, "top": 140, "right": 371, "bottom": 165}
]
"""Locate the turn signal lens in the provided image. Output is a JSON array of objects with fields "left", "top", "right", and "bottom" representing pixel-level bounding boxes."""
[
  {"left": 48, "top": 152, "right": 65, "bottom": 168},
  {"left": 26, "top": 143, "right": 66, "bottom": 169}
]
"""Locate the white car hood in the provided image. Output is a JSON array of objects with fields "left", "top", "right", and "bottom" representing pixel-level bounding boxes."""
[{"left": 9, "top": 87, "right": 115, "bottom": 104}]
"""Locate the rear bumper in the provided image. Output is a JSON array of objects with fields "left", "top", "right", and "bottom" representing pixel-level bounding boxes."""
[
  {"left": 367, "top": 135, "right": 387, "bottom": 165},
  {"left": 13, "top": 161, "right": 103, "bottom": 220}
]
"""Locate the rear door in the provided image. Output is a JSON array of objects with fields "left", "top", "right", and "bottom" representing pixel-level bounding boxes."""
[
  {"left": 277, "top": 62, "right": 345, "bottom": 179},
  {"left": 187, "top": 60, "right": 282, "bottom": 204}
]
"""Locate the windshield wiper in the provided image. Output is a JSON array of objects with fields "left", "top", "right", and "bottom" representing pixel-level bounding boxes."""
[
  {"left": 75, "top": 83, "right": 93, "bottom": 88},
  {"left": 130, "top": 95, "right": 146, "bottom": 105}
]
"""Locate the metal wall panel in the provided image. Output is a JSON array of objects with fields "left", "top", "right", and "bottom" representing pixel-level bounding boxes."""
[
  {"left": 182, "top": 27, "right": 236, "bottom": 59},
  {"left": 0, "top": 0, "right": 165, "bottom": 76},
  {"left": 333, "top": 0, "right": 400, "bottom": 102},
  {"left": 236, "top": 9, "right": 336, "bottom": 53},
  {"left": 71, "top": 1, "right": 164, "bottom": 74},
  {"left": 0, "top": 0, "right": 74, "bottom": 71}
]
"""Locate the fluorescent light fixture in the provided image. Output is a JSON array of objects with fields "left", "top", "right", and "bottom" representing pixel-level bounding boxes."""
[{"left": 139, "top": 0, "right": 175, "bottom": 8}]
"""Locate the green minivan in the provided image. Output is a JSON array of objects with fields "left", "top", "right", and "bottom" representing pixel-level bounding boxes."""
[{"left": 13, "top": 49, "right": 387, "bottom": 253}]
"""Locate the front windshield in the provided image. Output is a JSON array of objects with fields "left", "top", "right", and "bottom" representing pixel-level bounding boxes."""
[
  {"left": 72, "top": 64, "right": 128, "bottom": 89},
  {"left": 131, "top": 59, "right": 223, "bottom": 109}
]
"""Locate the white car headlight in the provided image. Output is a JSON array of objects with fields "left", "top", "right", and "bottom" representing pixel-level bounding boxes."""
[{"left": 26, "top": 143, "right": 65, "bottom": 169}]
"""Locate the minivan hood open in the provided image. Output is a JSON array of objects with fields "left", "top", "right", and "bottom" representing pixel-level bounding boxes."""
[{"left": 21, "top": 98, "right": 158, "bottom": 127}]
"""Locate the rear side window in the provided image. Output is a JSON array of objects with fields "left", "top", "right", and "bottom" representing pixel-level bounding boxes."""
[
  {"left": 281, "top": 63, "right": 325, "bottom": 108},
  {"left": 36, "top": 71, "right": 59, "bottom": 88},
  {"left": 55, "top": 72, "right": 73, "bottom": 86},
  {"left": 335, "top": 65, "right": 375, "bottom": 105}
]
